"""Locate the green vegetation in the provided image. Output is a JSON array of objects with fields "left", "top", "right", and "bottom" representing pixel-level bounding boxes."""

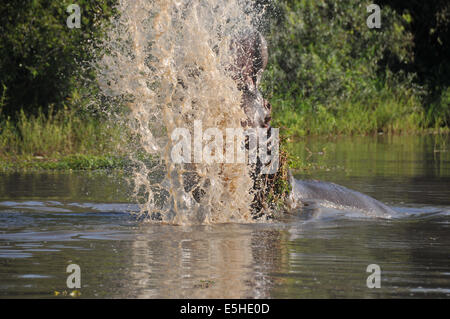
[
  {"left": 0, "top": 0, "right": 117, "bottom": 118},
  {"left": 0, "top": 154, "right": 125, "bottom": 171},
  {"left": 270, "top": 87, "right": 425, "bottom": 136},
  {"left": 0, "top": 108, "right": 121, "bottom": 156},
  {"left": 261, "top": 0, "right": 449, "bottom": 136},
  {"left": 0, "top": 0, "right": 449, "bottom": 171},
  {"left": 0, "top": 108, "right": 125, "bottom": 171},
  {"left": 0, "top": 0, "right": 120, "bottom": 170}
]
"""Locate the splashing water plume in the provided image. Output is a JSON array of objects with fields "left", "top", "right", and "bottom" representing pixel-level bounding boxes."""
[{"left": 97, "top": 0, "right": 266, "bottom": 224}]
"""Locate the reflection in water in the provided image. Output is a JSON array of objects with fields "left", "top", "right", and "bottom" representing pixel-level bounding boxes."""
[
  {"left": 289, "top": 134, "right": 450, "bottom": 207},
  {"left": 1, "top": 205, "right": 448, "bottom": 298},
  {"left": 129, "top": 224, "right": 285, "bottom": 298},
  {"left": 0, "top": 134, "right": 449, "bottom": 298},
  {"left": 0, "top": 171, "right": 130, "bottom": 203}
]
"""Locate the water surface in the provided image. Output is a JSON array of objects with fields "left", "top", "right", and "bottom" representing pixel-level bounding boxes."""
[{"left": 0, "top": 134, "right": 449, "bottom": 298}]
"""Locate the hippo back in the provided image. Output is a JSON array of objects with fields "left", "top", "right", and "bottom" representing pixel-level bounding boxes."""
[{"left": 287, "top": 173, "right": 396, "bottom": 218}]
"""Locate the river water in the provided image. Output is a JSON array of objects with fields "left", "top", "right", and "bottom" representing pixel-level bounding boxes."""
[{"left": 0, "top": 134, "right": 449, "bottom": 298}]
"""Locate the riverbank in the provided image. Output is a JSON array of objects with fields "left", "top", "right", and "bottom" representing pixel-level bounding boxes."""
[
  {"left": 269, "top": 88, "right": 449, "bottom": 137},
  {"left": 0, "top": 154, "right": 126, "bottom": 171},
  {"left": 1, "top": 108, "right": 448, "bottom": 172},
  {"left": 0, "top": 108, "right": 128, "bottom": 171}
]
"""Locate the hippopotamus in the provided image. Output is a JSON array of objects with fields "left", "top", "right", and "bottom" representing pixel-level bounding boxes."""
[
  {"left": 231, "top": 30, "right": 397, "bottom": 219},
  {"left": 286, "top": 175, "right": 396, "bottom": 217}
]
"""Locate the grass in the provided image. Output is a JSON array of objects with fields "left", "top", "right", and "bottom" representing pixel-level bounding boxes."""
[
  {"left": 0, "top": 94, "right": 448, "bottom": 172},
  {"left": 270, "top": 85, "right": 449, "bottom": 138},
  {"left": 0, "top": 154, "right": 127, "bottom": 171},
  {"left": 0, "top": 107, "right": 127, "bottom": 171},
  {"left": 272, "top": 91, "right": 423, "bottom": 137}
]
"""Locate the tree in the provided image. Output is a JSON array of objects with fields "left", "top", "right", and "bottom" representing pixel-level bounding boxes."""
[{"left": 0, "top": 0, "right": 117, "bottom": 118}]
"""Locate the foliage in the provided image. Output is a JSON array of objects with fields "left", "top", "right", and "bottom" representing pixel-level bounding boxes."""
[
  {"left": 260, "top": 0, "right": 448, "bottom": 134},
  {"left": 379, "top": 0, "right": 450, "bottom": 90},
  {"left": 263, "top": 1, "right": 415, "bottom": 103},
  {"left": 0, "top": 0, "right": 449, "bottom": 171},
  {"left": 0, "top": 107, "right": 124, "bottom": 157},
  {"left": 0, "top": 154, "right": 126, "bottom": 171},
  {"left": 0, "top": 0, "right": 117, "bottom": 118}
]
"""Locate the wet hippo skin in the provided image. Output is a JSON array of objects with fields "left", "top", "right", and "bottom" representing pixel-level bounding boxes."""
[
  {"left": 234, "top": 31, "right": 396, "bottom": 218},
  {"left": 286, "top": 173, "right": 396, "bottom": 217}
]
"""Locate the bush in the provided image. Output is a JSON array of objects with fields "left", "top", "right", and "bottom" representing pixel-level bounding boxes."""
[
  {"left": 259, "top": 0, "right": 428, "bottom": 134},
  {"left": 0, "top": 0, "right": 117, "bottom": 118},
  {"left": 263, "top": 0, "right": 415, "bottom": 103},
  {"left": 427, "top": 87, "right": 450, "bottom": 128}
]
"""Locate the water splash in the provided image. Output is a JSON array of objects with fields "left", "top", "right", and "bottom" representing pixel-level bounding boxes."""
[{"left": 97, "top": 0, "right": 265, "bottom": 224}]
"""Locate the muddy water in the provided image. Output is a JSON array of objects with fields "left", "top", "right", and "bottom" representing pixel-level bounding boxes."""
[{"left": 0, "top": 134, "right": 449, "bottom": 298}]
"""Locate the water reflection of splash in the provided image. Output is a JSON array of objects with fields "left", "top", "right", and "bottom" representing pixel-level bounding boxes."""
[
  {"left": 129, "top": 224, "right": 287, "bottom": 298},
  {"left": 97, "top": 0, "right": 266, "bottom": 224}
]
